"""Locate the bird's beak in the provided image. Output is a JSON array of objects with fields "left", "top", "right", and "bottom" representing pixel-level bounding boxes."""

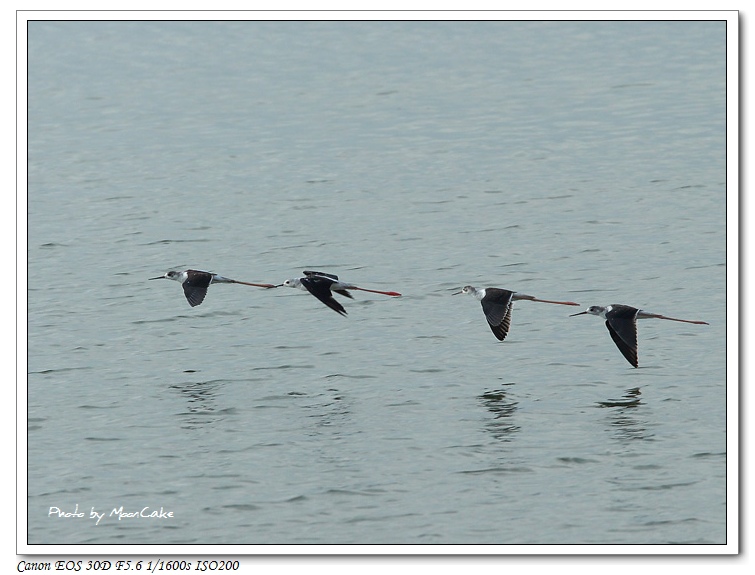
[
  {"left": 148, "top": 276, "right": 165, "bottom": 280},
  {"left": 274, "top": 283, "right": 285, "bottom": 288},
  {"left": 451, "top": 290, "right": 463, "bottom": 295},
  {"left": 569, "top": 311, "right": 588, "bottom": 317}
]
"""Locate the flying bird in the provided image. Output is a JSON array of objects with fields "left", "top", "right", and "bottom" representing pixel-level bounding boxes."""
[
  {"left": 277, "top": 270, "right": 401, "bottom": 316},
  {"left": 570, "top": 304, "right": 709, "bottom": 367},
  {"left": 149, "top": 269, "right": 275, "bottom": 307},
  {"left": 454, "top": 285, "right": 580, "bottom": 341}
]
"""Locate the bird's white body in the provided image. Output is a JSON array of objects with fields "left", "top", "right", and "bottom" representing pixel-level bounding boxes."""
[
  {"left": 282, "top": 278, "right": 306, "bottom": 291},
  {"left": 461, "top": 285, "right": 487, "bottom": 301},
  {"left": 579, "top": 304, "right": 663, "bottom": 321},
  {"left": 457, "top": 285, "right": 544, "bottom": 303},
  {"left": 580, "top": 304, "right": 613, "bottom": 320},
  {"left": 280, "top": 275, "right": 356, "bottom": 292},
  {"left": 161, "top": 269, "right": 190, "bottom": 284},
  {"left": 160, "top": 270, "right": 233, "bottom": 285}
]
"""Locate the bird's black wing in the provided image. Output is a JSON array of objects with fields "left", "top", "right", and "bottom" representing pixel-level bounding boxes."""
[
  {"left": 480, "top": 288, "right": 514, "bottom": 341},
  {"left": 301, "top": 276, "right": 347, "bottom": 316},
  {"left": 605, "top": 305, "right": 639, "bottom": 367},
  {"left": 182, "top": 272, "right": 213, "bottom": 307},
  {"left": 304, "top": 271, "right": 353, "bottom": 298},
  {"left": 303, "top": 270, "right": 339, "bottom": 281},
  {"left": 182, "top": 284, "right": 208, "bottom": 307}
]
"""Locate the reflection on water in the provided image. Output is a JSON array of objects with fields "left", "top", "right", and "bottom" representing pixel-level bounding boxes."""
[
  {"left": 170, "top": 375, "right": 229, "bottom": 429},
  {"left": 597, "top": 387, "right": 643, "bottom": 408},
  {"left": 301, "top": 387, "right": 353, "bottom": 434},
  {"left": 479, "top": 385, "right": 520, "bottom": 441},
  {"left": 598, "top": 388, "right": 653, "bottom": 442}
]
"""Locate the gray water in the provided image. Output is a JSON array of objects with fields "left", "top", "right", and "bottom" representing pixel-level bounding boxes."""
[{"left": 26, "top": 21, "right": 727, "bottom": 546}]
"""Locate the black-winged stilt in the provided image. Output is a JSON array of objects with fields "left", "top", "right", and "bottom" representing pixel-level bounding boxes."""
[
  {"left": 454, "top": 285, "right": 580, "bottom": 341},
  {"left": 570, "top": 304, "right": 709, "bottom": 367},
  {"left": 277, "top": 270, "right": 401, "bottom": 316},
  {"left": 149, "top": 269, "right": 276, "bottom": 307}
]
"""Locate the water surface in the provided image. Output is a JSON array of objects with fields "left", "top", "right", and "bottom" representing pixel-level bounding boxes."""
[{"left": 27, "top": 20, "right": 726, "bottom": 546}]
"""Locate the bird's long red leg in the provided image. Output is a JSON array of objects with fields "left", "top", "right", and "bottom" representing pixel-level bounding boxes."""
[
  {"left": 650, "top": 314, "right": 709, "bottom": 325},
  {"left": 529, "top": 297, "right": 580, "bottom": 306},
  {"left": 232, "top": 280, "right": 278, "bottom": 288},
  {"left": 351, "top": 286, "right": 402, "bottom": 297}
]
